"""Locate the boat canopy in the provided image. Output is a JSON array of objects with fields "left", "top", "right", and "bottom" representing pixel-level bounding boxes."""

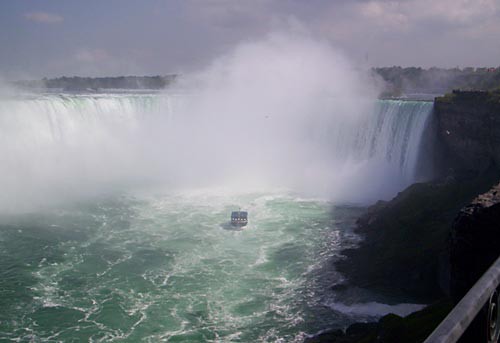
[{"left": 231, "top": 211, "right": 248, "bottom": 219}]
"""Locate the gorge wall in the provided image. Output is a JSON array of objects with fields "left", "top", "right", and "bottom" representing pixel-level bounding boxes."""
[
  {"left": 336, "top": 90, "right": 500, "bottom": 303},
  {"left": 451, "top": 182, "right": 500, "bottom": 299},
  {"left": 321, "top": 90, "right": 500, "bottom": 342},
  {"left": 434, "top": 90, "right": 500, "bottom": 175}
]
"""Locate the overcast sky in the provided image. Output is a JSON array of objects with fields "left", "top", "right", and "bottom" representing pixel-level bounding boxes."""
[{"left": 1, "top": 0, "right": 499, "bottom": 78}]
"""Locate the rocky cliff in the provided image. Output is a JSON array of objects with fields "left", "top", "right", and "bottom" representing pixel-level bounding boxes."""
[
  {"left": 305, "top": 300, "right": 453, "bottom": 343},
  {"left": 335, "top": 173, "right": 499, "bottom": 303},
  {"left": 434, "top": 90, "right": 500, "bottom": 175},
  {"left": 450, "top": 182, "right": 500, "bottom": 300},
  {"left": 334, "top": 91, "right": 500, "bottom": 304},
  {"left": 310, "top": 180, "right": 500, "bottom": 342},
  {"left": 448, "top": 182, "right": 500, "bottom": 342},
  {"left": 326, "top": 90, "right": 500, "bottom": 342}
]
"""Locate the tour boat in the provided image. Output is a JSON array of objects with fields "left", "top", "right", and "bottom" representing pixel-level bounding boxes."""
[{"left": 231, "top": 211, "right": 248, "bottom": 227}]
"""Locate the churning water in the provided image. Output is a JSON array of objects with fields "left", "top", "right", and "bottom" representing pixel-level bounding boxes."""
[
  {"left": 0, "top": 93, "right": 431, "bottom": 341},
  {"left": 0, "top": 192, "right": 367, "bottom": 342},
  {"left": 0, "top": 94, "right": 433, "bottom": 209}
]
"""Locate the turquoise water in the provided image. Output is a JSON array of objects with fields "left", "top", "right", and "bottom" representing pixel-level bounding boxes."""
[
  {"left": 0, "top": 93, "right": 431, "bottom": 341},
  {"left": 0, "top": 190, "right": 365, "bottom": 342}
]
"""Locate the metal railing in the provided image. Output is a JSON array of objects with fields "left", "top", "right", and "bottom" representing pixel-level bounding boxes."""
[{"left": 425, "top": 256, "right": 500, "bottom": 343}]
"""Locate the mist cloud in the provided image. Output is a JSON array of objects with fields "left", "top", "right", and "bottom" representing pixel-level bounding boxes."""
[
  {"left": 0, "top": 32, "right": 379, "bottom": 212},
  {"left": 168, "top": 32, "right": 378, "bottom": 193}
]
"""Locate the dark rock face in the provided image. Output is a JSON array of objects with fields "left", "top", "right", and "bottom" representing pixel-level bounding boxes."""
[
  {"left": 304, "top": 300, "right": 453, "bottom": 343},
  {"left": 434, "top": 90, "right": 500, "bottom": 175},
  {"left": 335, "top": 182, "right": 450, "bottom": 302},
  {"left": 450, "top": 182, "right": 500, "bottom": 301},
  {"left": 335, "top": 171, "right": 500, "bottom": 303},
  {"left": 449, "top": 182, "right": 500, "bottom": 342},
  {"left": 319, "top": 91, "right": 500, "bottom": 341}
]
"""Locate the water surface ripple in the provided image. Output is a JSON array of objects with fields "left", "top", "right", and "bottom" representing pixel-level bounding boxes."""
[{"left": 0, "top": 191, "right": 364, "bottom": 342}]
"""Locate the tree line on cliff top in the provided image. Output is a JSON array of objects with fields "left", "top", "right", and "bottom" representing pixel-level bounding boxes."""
[
  {"left": 12, "top": 67, "right": 500, "bottom": 94},
  {"left": 14, "top": 75, "right": 177, "bottom": 91},
  {"left": 375, "top": 66, "right": 500, "bottom": 96}
]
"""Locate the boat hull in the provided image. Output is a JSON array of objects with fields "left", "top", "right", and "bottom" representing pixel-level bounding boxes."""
[{"left": 231, "top": 220, "right": 248, "bottom": 227}]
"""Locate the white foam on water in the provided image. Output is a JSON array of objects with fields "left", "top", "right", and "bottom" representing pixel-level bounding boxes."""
[
  {"left": 328, "top": 301, "right": 426, "bottom": 318},
  {"left": 1, "top": 33, "right": 433, "bottom": 339}
]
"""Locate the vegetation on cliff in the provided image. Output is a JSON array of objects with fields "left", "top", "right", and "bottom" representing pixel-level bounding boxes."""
[
  {"left": 375, "top": 67, "right": 500, "bottom": 97},
  {"left": 327, "top": 89, "right": 500, "bottom": 342},
  {"left": 311, "top": 174, "right": 500, "bottom": 342},
  {"left": 13, "top": 75, "right": 177, "bottom": 91},
  {"left": 336, "top": 90, "right": 500, "bottom": 301},
  {"left": 12, "top": 67, "right": 500, "bottom": 95},
  {"left": 335, "top": 170, "right": 500, "bottom": 303}
]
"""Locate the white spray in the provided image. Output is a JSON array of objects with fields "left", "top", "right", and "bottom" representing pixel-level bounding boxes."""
[{"left": 0, "top": 33, "right": 431, "bottom": 212}]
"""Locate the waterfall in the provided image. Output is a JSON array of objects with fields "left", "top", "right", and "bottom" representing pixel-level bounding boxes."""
[
  {"left": 0, "top": 93, "right": 432, "bottom": 210},
  {"left": 322, "top": 100, "right": 433, "bottom": 200}
]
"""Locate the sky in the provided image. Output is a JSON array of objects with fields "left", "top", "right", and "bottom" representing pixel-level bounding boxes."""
[{"left": 1, "top": 0, "right": 499, "bottom": 79}]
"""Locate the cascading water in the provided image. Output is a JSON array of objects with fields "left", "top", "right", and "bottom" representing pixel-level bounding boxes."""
[
  {"left": 0, "top": 93, "right": 432, "bottom": 342},
  {"left": 0, "top": 94, "right": 180, "bottom": 211},
  {"left": 319, "top": 99, "right": 433, "bottom": 202},
  {"left": 0, "top": 31, "right": 436, "bottom": 341},
  {"left": 0, "top": 93, "right": 432, "bottom": 210}
]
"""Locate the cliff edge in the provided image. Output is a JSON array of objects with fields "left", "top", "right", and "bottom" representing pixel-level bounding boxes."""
[
  {"left": 434, "top": 90, "right": 500, "bottom": 175},
  {"left": 308, "top": 181, "right": 500, "bottom": 342},
  {"left": 450, "top": 181, "right": 500, "bottom": 300}
]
